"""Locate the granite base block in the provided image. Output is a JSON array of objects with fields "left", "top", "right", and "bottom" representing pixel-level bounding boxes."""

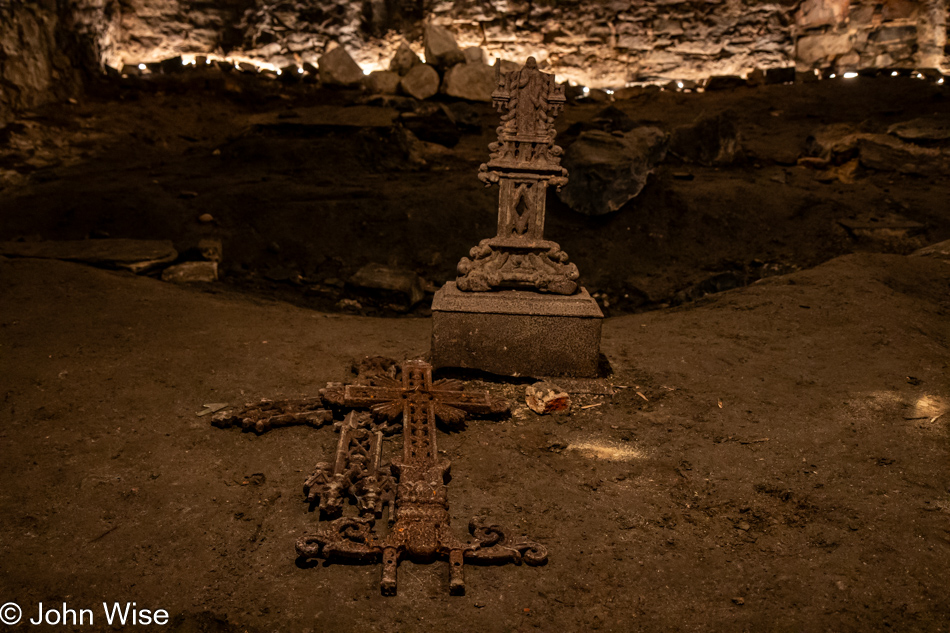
[{"left": 430, "top": 282, "right": 604, "bottom": 378}]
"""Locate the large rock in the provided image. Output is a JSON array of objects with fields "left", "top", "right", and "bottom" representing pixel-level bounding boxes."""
[
  {"left": 912, "top": 239, "right": 950, "bottom": 262},
  {"left": 703, "top": 75, "right": 746, "bottom": 91},
  {"left": 558, "top": 128, "right": 668, "bottom": 216},
  {"left": 424, "top": 23, "right": 464, "bottom": 70},
  {"left": 0, "top": 3, "right": 85, "bottom": 124},
  {"left": 805, "top": 122, "right": 863, "bottom": 160},
  {"left": 558, "top": 105, "right": 636, "bottom": 147},
  {"left": 857, "top": 136, "right": 950, "bottom": 176},
  {"left": 318, "top": 45, "right": 364, "bottom": 87},
  {"left": 806, "top": 123, "right": 950, "bottom": 176},
  {"left": 837, "top": 212, "right": 925, "bottom": 243},
  {"left": 441, "top": 62, "right": 496, "bottom": 102},
  {"left": 388, "top": 41, "right": 421, "bottom": 76},
  {"left": 881, "top": 0, "right": 919, "bottom": 20},
  {"left": 399, "top": 64, "right": 440, "bottom": 100},
  {"left": 765, "top": 67, "right": 797, "bottom": 84},
  {"left": 590, "top": 106, "right": 637, "bottom": 134},
  {"left": 498, "top": 59, "right": 521, "bottom": 75},
  {"left": 364, "top": 70, "right": 401, "bottom": 94},
  {"left": 668, "top": 111, "right": 740, "bottom": 166}
]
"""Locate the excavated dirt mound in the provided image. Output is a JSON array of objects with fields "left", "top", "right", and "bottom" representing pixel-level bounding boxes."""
[{"left": 1, "top": 74, "right": 948, "bottom": 317}]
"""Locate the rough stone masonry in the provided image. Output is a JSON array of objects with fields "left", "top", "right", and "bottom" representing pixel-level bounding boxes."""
[{"left": 3, "top": 0, "right": 947, "bottom": 123}]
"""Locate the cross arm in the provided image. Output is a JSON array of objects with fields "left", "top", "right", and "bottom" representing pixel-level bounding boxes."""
[{"left": 429, "top": 388, "right": 509, "bottom": 416}]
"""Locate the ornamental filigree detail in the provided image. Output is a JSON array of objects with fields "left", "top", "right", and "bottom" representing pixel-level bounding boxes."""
[
  {"left": 458, "top": 57, "right": 579, "bottom": 295},
  {"left": 456, "top": 238, "right": 579, "bottom": 295},
  {"left": 214, "top": 360, "right": 547, "bottom": 596}
]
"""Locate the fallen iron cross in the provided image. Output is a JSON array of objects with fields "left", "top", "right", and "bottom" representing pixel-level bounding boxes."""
[
  {"left": 214, "top": 359, "right": 547, "bottom": 595},
  {"left": 305, "top": 359, "right": 547, "bottom": 595}
]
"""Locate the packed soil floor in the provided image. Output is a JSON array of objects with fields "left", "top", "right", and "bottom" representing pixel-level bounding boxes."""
[{"left": 0, "top": 73, "right": 949, "bottom": 632}]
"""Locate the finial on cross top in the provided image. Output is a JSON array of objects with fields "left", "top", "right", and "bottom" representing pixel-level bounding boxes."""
[{"left": 457, "top": 57, "right": 579, "bottom": 295}]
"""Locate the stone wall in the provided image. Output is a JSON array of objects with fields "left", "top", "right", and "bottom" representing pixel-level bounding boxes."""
[
  {"left": 794, "top": 0, "right": 947, "bottom": 71},
  {"left": 1, "top": 2, "right": 67, "bottom": 124},
  {"left": 106, "top": 0, "right": 802, "bottom": 85},
  {"left": 0, "top": 0, "right": 117, "bottom": 124},
  {"left": 112, "top": 0, "right": 259, "bottom": 68},
  {"left": 1, "top": 0, "right": 947, "bottom": 122},
  {"left": 104, "top": 0, "right": 947, "bottom": 86},
  {"left": 427, "top": 0, "right": 798, "bottom": 86}
]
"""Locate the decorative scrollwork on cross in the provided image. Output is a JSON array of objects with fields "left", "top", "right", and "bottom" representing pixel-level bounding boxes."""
[
  {"left": 457, "top": 57, "right": 579, "bottom": 295},
  {"left": 211, "top": 397, "right": 333, "bottom": 434},
  {"left": 302, "top": 411, "right": 396, "bottom": 518},
  {"left": 213, "top": 359, "right": 547, "bottom": 596}
]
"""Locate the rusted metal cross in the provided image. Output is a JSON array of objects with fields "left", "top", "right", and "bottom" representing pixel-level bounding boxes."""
[
  {"left": 456, "top": 57, "right": 579, "bottom": 295},
  {"left": 299, "top": 359, "right": 547, "bottom": 595}
]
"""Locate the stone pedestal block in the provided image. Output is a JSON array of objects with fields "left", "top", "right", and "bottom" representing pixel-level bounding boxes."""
[{"left": 430, "top": 282, "right": 604, "bottom": 378}]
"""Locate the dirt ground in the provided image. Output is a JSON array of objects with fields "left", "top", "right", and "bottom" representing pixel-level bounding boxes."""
[
  {"left": 1, "top": 74, "right": 949, "bottom": 631},
  {"left": 1, "top": 250, "right": 948, "bottom": 632}
]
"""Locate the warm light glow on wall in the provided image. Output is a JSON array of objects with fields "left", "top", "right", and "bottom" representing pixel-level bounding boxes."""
[
  {"left": 177, "top": 53, "right": 280, "bottom": 74},
  {"left": 110, "top": 29, "right": 950, "bottom": 90}
]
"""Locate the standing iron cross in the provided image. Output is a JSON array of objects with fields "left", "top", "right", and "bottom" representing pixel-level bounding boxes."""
[
  {"left": 456, "top": 56, "right": 578, "bottom": 295},
  {"left": 214, "top": 359, "right": 547, "bottom": 595}
]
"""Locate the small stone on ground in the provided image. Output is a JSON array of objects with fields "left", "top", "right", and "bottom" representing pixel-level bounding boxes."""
[
  {"left": 161, "top": 260, "right": 218, "bottom": 283},
  {"left": 526, "top": 381, "right": 572, "bottom": 415}
]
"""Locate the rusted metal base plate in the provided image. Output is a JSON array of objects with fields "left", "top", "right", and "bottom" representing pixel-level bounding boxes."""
[{"left": 430, "top": 282, "right": 604, "bottom": 378}]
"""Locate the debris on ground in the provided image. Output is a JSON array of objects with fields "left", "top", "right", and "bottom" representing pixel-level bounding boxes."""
[{"left": 525, "top": 381, "right": 572, "bottom": 415}]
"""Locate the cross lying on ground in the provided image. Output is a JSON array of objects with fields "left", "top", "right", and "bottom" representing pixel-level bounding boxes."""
[{"left": 213, "top": 359, "right": 547, "bottom": 595}]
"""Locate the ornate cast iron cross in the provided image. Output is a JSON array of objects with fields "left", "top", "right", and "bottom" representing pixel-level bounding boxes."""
[
  {"left": 214, "top": 360, "right": 547, "bottom": 596},
  {"left": 457, "top": 56, "right": 579, "bottom": 295}
]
